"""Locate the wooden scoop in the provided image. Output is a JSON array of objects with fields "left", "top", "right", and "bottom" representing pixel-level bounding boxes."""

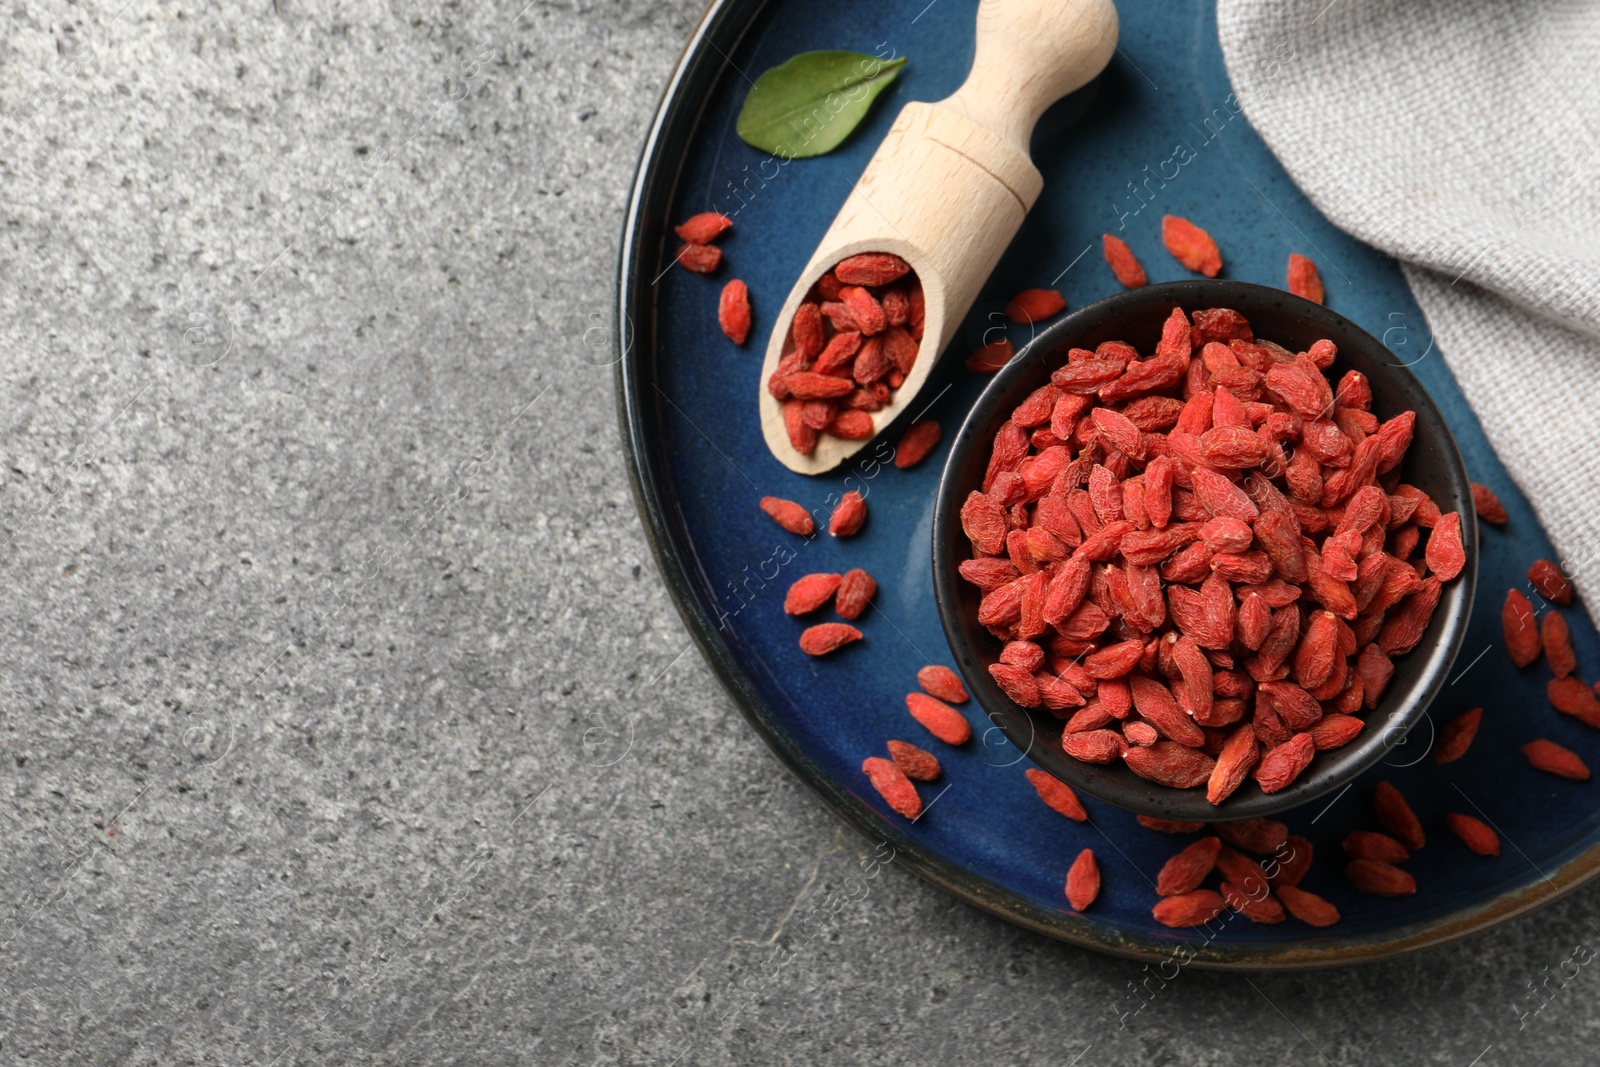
[{"left": 758, "top": 0, "right": 1120, "bottom": 475}]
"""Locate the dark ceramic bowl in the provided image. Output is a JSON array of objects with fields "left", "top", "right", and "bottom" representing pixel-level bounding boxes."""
[{"left": 932, "top": 280, "right": 1476, "bottom": 821}]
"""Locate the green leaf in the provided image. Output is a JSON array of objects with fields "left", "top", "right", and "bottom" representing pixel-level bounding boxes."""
[{"left": 736, "top": 51, "right": 907, "bottom": 159}]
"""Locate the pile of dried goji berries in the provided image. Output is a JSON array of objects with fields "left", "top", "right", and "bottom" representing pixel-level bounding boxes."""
[
  {"left": 957, "top": 303, "right": 1467, "bottom": 804},
  {"left": 765, "top": 253, "right": 926, "bottom": 455}
]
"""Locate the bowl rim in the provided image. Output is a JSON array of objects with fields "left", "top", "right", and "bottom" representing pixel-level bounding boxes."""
[{"left": 931, "top": 278, "right": 1478, "bottom": 820}]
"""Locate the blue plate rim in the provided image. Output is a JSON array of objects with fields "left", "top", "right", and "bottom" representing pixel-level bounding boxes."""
[{"left": 612, "top": 0, "right": 1600, "bottom": 968}]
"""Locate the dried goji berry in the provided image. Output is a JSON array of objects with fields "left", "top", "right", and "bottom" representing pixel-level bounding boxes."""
[
  {"left": 1124, "top": 742, "right": 1215, "bottom": 788},
  {"left": 1549, "top": 677, "right": 1600, "bottom": 728},
  {"left": 1152, "top": 889, "right": 1227, "bottom": 927},
  {"left": 1346, "top": 858, "right": 1416, "bottom": 896},
  {"left": 1543, "top": 611, "right": 1577, "bottom": 679},
  {"left": 917, "top": 665, "right": 968, "bottom": 704},
  {"left": 1277, "top": 884, "right": 1340, "bottom": 927},
  {"left": 760, "top": 496, "right": 814, "bottom": 535},
  {"left": 1005, "top": 288, "right": 1067, "bottom": 324},
  {"left": 990, "top": 662, "right": 1041, "bottom": 706},
  {"left": 1066, "top": 848, "right": 1100, "bottom": 911},
  {"left": 674, "top": 212, "right": 732, "bottom": 244},
  {"left": 717, "top": 279, "right": 750, "bottom": 344},
  {"left": 676, "top": 242, "right": 721, "bottom": 273},
  {"left": 862, "top": 756, "right": 920, "bottom": 818},
  {"left": 887, "top": 739, "right": 941, "bottom": 781},
  {"left": 1433, "top": 707, "right": 1481, "bottom": 763},
  {"left": 1446, "top": 813, "right": 1500, "bottom": 856},
  {"left": 1342, "top": 831, "right": 1409, "bottom": 864},
  {"left": 1156, "top": 836, "right": 1222, "bottom": 895},
  {"left": 835, "top": 568, "right": 876, "bottom": 621},
  {"left": 799, "top": 622, "right": 860, "bottom": 656},
  {"left": 1254, "top": 733, "right": 1314, "bottom": 793},
  {"left": 1471, "top": 483, "right": 1507, "bottom": 525},
  {"left": 1101, "top": 234, "right": 1147, "bottom": 288},
  {"left": 1161, "top": 215, "right": 1223, "bottom": 277},
  {"left": 784, "top": 572, "right": 840, "bottom": 615},
  {"left": 967, "top": 337, "right": 1016, "bottom": 374},
  {"left": 1221, "top": 879, "right": 1285, "bottom": 923},
  {"left": 1309, "top": 713, "right": 1362, "bottom": 751},
  {"left": 906, "top": 692, "right": 971, "bottom": 745},
  {"left": 1424, "top": 511, "right": 1466, "bottom": 580},
  {"left": 1268, "top": 835, "right": 1313, "bottom": 888},
  {"left": 827, "top": 409, "right": 875, "bottom": 440},
  {"left": 1528, "top": 559, "right": 1573, "bottom": 605},
  {"left": 829, "top": 491, "right": 867, "bottom": 537},
  {"left": 1025, "top": 768, "right": 1088, "bottom": 821},
  {"left": 833, "top": 252, "right": 911, "bottom": 287},
  {"left": 1503, "top": 588, "right": 1542, "bottom": 667},
  {"left": 1378, "top": 576, "right": 1442, "bottom": 656},
  {"left": 1286, "top": 253, "right": 1324, "bottom": 304},
  {"left": 837, "top": 285, "right": 886, "bottom": 336},
  {"left": 894, "top": 420, "right": 942, "bottom": 469},
  {"left": 1374, "top": 781, "right": 1426, "bottom": 850},
  {"left": 1206, "top": 724, "right": 1258, "bottom": 805},
  {"left": 1523, "top": 739, "right": 1590, "bottom": 780},
  {"left": 1062, "top": 728, "right": 1124, "bottom": 763}
]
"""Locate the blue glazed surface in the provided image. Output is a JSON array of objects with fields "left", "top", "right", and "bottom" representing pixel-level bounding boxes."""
[{"left": 636, "top": 0, "right": 1600, "bottom": 957}]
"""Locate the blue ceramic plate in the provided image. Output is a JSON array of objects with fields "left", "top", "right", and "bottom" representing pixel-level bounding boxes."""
[{"left": 616, "top": 0, "right": 1600, "bottom": 967}]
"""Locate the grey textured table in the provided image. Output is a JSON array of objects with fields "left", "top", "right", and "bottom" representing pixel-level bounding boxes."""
[{"left": 1, "top": 2, "right": 1595, "bottom": 1063}]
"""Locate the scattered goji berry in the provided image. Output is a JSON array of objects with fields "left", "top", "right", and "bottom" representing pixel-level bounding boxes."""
[
  {"left": 1268, "top": 835, "right": 1313, "bottom": 889},
  {"left": 674, "top": 212, "right": 732, "bottom": 245},
  {"left": 1374, "top": 781, "right": 1426, "bottom": 851},
  {"left": 1101, "top": 234, "right": 1147, "bottom": 288},
  {"left": 906, "top": 692, "right": 971, "bottom": 745},
  {"left": 917, "top": 665, "right": 968, "bottom": 704},
  {"left": 862, "top": 756, "right": 920, "bottom": 818},
  {"left": 760, "top": 496, "right": 814, "bottom": 536},
  {"left": 1277, "top": 884, "right": 1340, "bottom": 927},
  {"left": 1523, "top": 739, "right": 1591, "bottom": 780},
  {"left": 1528, "top": 558, "right": 1574, "bottom": 605},
  {"left": 1445, "top": 813, "right": 1500, "bottom": 857},
  {"left": 1005, "top": 288, "right": 1067, "bottom": 324},
  {"left": 718, "top": 279, "right": 750, "bottom": 344},
  {"left": 1549, "top": 677, "right": 1600, "bottom": 728},
  {"left": 1156, "top": 836, "right": 1222, "bottom": 895},
  {"left": 1433, "top": 707, "right": 1482, "bottom": 763},
  {"left": 828, "top": 491, "right": 867, "bottom": 537},
  {"left": 1286, "top": 252, "right": 1324, "bottom": 304},
  {"left": 1161, "top": 215, "right": 1222, "bottom": 277},
  {"left": 784, "top": 573, "right": 841, "bottom": 615},
  {"left": 1152, "top": 889, "right": 1227, "bottom": 927},
  {"left": 1543, "top": 611, "right": 1577, "bottom": 679},
  {"left": 1345, "top": 858, "right": 1417, "bottom": 896},
  {"left": 1503, "top": 588, "right": 1542, "bottom": 667},
  {"left": 835, "top": 568, "right": 876, "bottom": 620},
  {"left": 1221, "top": 879, "right": 1285, "bottom": 923},
  {"left": 799, "top": 623, "right": 860, "bottom": 656},
  {"left": 966, "top": 337, "right": 1016, "bottom": 374},
  {"left": 676, "top": 243, "right": 722, "bottom": 273},
  {"left": 1471, "top": 483, "right": 1507, "bottom": 525},
  {"left": 1066, "top": 848, "right": 1100, "bottom": 911},
  {"left": 887, "top": 739, "right": 941, "bottom": 781},
  {"left": 1342, "top": 831, "right": 1409, "bottom": 864},
  {"left": 1025, "top": 768, "right": 1088, "bottom": 822},
  {"left": 894, "top": 420, "right": 942, "bottom": 469}
]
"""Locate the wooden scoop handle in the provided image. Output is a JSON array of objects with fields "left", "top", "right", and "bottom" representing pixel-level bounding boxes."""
[{"left": 943, "top": 0, "right": 1120, "bottom": 154}]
